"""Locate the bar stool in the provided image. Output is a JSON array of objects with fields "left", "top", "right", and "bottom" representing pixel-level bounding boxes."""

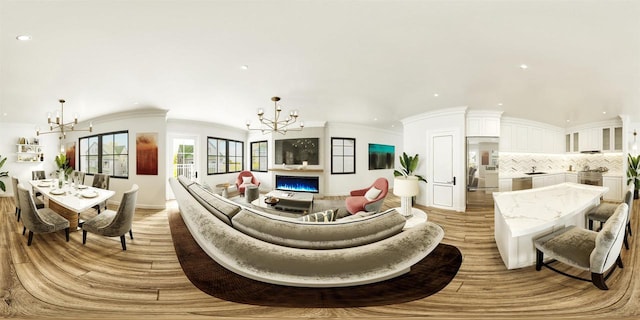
[{"left": 586, "top": 190, "right": 633, "bottom": 249}]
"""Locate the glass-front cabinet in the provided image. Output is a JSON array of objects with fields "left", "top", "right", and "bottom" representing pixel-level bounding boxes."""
[{"left": 602, "top": 126, "right": 622, "bottom": 152}]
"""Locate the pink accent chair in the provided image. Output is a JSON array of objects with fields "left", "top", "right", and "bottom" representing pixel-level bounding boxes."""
[
  {"left": 236, "top": 171, "right": 261, "bottom": 196},
  {"left": 345, "top": 178, "right": 389, "bottom": 214}
]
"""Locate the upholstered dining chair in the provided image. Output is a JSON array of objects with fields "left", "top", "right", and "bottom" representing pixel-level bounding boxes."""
[
  {"left": 235, "top": 171, "right": 260, "bottom": 196},
  {"left": 71, "top": 170, "right": 86, "bottom": 185},
  {"left": 12, "top": 177, "right": 44, "bottom": 222},
  {"left": 91, "top": 173, "right": 110, "bottom": 213},
  {"left": 534, "top": 203, "right": 628, "bottom": 290},
  {"left": 587, "top": 189, "right": 634, "bottom": 249},
  {"left": 82, "top": 184, "right": 138, "bottom": 250},
  {"left": 31, "top": 170, "right": 46, "bottom": 199},
  {"left": 17, "top": 185, "right": 70, "bottom": 246},
  {"left": 345, "top": 177, "right": 389, "bottom": 214}
]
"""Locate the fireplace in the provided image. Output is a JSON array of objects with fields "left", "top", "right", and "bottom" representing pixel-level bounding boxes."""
[{"left": 275, "top": 175, "right": 319, "bottom": 193}]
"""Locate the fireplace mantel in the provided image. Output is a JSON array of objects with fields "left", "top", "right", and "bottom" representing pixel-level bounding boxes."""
[{"left": 268, "top": 168, "right": 323, "bottom": 173}]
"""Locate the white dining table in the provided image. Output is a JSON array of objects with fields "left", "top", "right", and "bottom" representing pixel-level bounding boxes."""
[{"left": 29, "top": 179, "right": 115, "bottom": 230}]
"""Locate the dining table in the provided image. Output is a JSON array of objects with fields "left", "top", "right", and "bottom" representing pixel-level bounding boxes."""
[{"left": 29, "top": 179, "right": 116, "bottom": 231}]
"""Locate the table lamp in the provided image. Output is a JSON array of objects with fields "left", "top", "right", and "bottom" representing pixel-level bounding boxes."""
[{"left": 393, "top": 176, "right": 419, "bottom": 217}]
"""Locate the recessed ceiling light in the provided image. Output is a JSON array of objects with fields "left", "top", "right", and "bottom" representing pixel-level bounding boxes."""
[
  {"left": 241, "top": 65, "right": 249, "bottom": 70},
  {"left": 433, "top": 93, "right": 439, "bottom": 97},
  {"left": 2, "top": 113, "right": 7, "bottom": 116},
  {"left": 566, "top": 119, "right": 571, "bottom": 123},
  {"left": 519, "top": 64, "right": 528, "bottom": 69},
  {"left": 16, "top": 35, "right": 31, "bottom": 41},
  {"left": 497, "top": 103, "right": 503, "bottom": 106},
  {"left": 373, "top": 118, "right": 378, "bottom": 121},
  {"left": 602, "top": 111, "right": 607, "bottom": 114}
]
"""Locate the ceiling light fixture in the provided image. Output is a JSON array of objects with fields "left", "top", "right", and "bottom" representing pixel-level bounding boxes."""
[
  {"left": 36, "top": 99, "right": 93, "bottom": 140},
  {"left": 16, "top": 35, "right": 32, "bottom": 41},
  {"left": 520, "top": 64, "right": 528, "bottom": 69},
  {"left": 433, "top": 93, "right": 439, "bottom": 97},
  {"left": 246, "top": 96, "right": 303, "bottom": 135},
  {"left": 241, "top": 65, "right": 249, "bottom": 70}
]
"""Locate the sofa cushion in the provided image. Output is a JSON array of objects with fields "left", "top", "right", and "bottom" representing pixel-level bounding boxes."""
[
  {"left": 298, "top": 209, "right": 336, "bottom": 222},
  {"left": 187, "top": 183, "right": 241, "bottom": 225},
  {"left": 231, "top": 208, "right": 406, "bottom": 249},
  {"left": 364, "top": 187, "right": 381, "bottom": 200}
]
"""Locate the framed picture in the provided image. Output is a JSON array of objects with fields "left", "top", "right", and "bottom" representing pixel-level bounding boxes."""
[
  {"left": 368, "top": 143, "right": 395, "bottom": 170},
  {"left": 136, "top": 132, "right": 158, "bottom": 175},
  {"left": 331, "top": 137, "right": 355, "bottom": 174}
]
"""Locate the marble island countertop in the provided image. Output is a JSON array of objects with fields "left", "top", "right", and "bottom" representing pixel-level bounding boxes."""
[
  {"left": 493, "top": 182, "right": 609, "bottom": 237},
  {"left": 499, "top": 170, "right": 622, "bottom": 179}
]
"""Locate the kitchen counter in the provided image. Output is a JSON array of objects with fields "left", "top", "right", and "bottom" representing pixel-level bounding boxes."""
[
  {"left": 493, "top": 182, "right": 609, "bottom": 269},
  {"left": 499, "top": 170, "right": 622, "bottom": 179}
]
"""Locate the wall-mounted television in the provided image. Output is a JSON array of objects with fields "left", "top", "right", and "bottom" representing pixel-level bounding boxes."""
[{"left": 274, "top": 138, "right": 319, "bottom": 165}]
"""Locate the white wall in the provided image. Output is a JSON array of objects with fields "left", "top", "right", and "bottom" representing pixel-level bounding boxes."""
[
  {"left": 402, "top": 107, "right": 467, "bottom": 211},
  {"left": 166, "top": 119, "right": 247, "bottom": 199},
  {"left": 63, "top": 109, "right": 168, "bottom": 209},
  {"left": 0, "top": 123, "right": 59, "bottom": 197},
  {"left": 324, "top": 123, "right": 402, "bottom": 196}
]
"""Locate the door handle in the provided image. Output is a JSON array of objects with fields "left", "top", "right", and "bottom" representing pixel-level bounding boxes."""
[{"left": 447, "top": 177, "right": 456, "bottom": 185}]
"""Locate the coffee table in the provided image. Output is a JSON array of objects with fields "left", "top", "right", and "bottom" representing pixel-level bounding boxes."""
[{"left": 251, "top": 190, "right": 314, "bottom": 213}]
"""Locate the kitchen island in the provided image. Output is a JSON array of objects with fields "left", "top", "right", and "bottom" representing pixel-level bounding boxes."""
[{"left": 493, "top": 182, "right": 608, "bottom": 269}]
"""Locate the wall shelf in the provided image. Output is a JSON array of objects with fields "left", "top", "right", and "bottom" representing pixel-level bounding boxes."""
[{"left": 16, "top": 144, "right": 44, "bottom": 162}]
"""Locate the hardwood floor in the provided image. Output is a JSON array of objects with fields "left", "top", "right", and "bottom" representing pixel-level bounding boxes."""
[{"left": 1, "top": 195, "right": 639, "bottom": 319}]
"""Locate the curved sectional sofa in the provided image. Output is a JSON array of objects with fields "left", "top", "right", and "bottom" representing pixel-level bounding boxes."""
[{"left": 169, "top": 176, "right": 445, "bottom": 287}]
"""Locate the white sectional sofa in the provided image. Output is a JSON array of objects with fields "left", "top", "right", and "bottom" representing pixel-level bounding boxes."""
[{"left": 169, "top": 176, "right": 445, "bottom": 287}]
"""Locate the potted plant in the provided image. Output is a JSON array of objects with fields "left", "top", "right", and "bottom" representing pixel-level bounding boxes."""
[
  {"left": 393, "top": 152, "right": 427, "bottom": 211},
  {"left": 394, "top": 152, "right": 427, "bottom": 183},
  {"left": 0, "top": 154, "right": 8, "bottom": 192},
  {"left": 55, "top": 153, "right": 73, "bottom": 181},
  {"left": 627, "top": 153, "right": 640, "bottom": 199}
]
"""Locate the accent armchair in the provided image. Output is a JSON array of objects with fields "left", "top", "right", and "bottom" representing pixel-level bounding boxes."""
[
  {"left": 345, "top": 177, "right": 389, "bottom": 214},
  {"left": 82, "top": 184, "right": 138, "bottom": 250},
  {"left": 17, "top": 185, "right": 70, "bottom": 246},
  {"left": 534, "top": 202, "right": 628, "bottom": 290},
  {"left": 236, "top": 171, "right": 260, "bottom": 196}
]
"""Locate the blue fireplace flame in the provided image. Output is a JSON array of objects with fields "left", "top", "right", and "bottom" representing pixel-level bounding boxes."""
[{"left": 276, "top": 175, "right": 319, "bottom": 193}]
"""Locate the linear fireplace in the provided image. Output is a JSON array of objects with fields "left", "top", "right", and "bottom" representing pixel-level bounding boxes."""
[{"left": 275, "top": 175, "right": 319, "bottom": 193}]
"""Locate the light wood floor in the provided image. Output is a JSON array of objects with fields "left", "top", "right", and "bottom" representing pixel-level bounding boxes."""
[{"left": 1, "top": 195, "right": 639, "bottom": 319}]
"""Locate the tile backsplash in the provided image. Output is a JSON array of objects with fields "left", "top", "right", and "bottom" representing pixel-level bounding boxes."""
[{"left": 499, "top": 152, "right": 624, "bottom": 175}]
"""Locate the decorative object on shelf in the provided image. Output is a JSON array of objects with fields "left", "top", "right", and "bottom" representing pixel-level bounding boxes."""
[
  {"left": 246, "top": 96, "right": 303, "bottom": 135},
  {"left": 393, "top": 176, "right": 420, "bottom": 217},
  {"left": 36, "top": 99, "right": 93, "bottom": 139},
  {"left": 627, "top": 153, "right": 640, "bottom": 199},
  {"left": 0, "top": 154, "right": 8, "bottom": 192}
]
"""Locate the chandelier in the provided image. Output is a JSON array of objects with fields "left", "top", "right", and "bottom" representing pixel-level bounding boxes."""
[
  {"left": 246, "top": 96, "right": 304, "bottom": 134},
  {"left": 36, "top": 99, "right": 93, "bottom": 139}
]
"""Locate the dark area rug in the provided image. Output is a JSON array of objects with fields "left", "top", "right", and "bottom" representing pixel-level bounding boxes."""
[{"left": 168, "top": 209, "right": 462, "bottom": 307}]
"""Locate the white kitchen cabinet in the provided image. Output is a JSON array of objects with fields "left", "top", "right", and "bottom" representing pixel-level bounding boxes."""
[
  {"left": 532, "top": 176, "right": 544, "bottom": 189},
  {"left": 578, "top": 128, "right": 602, "bottom": 152},
  {"left": 500, "top": 117, "right": 564, "bottom": 153},
  {"left": 565, "top": 172, "right": 578, "bottom": 183},
  {"left": 603, "top": 176, "right": 622, "bottom": 201},
  {"left": 466, "top": 111, "right": 502, "bottom": 137},
  {"left": 499, "top": 178, "right": 512, "bottom": 192},
  {"left": 532, "top": 174, "right": 564, "bottom": 189},
  {"left": 601, "top": 126, "right": 623, "bottom": 152}
]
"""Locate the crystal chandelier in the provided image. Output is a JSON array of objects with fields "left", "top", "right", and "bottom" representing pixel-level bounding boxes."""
[
  {"left": 36, "top": 99, "right": 93, "bottom": 139},
  {"left": 246, "top": 96, "right": 304, "bottom": 134}
]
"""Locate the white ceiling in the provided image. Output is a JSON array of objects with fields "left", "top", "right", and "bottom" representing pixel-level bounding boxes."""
[{"left": 1, "top": 0, "right": 639, "bottom": 132}]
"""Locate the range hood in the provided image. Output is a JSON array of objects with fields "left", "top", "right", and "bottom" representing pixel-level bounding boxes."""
[{"left": 580, "top": 150, "right": 601, "bottom": 154}]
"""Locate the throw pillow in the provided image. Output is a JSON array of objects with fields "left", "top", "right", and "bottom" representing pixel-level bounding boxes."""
[
  {"left": 242, "top": 176, "right": 253, "bottom": 184},
  {"left": 364, "top": 187, "right": 382, "bottom": 201},
  {"left": 298, "top": 209, "right": 336, "bottom": 222}
]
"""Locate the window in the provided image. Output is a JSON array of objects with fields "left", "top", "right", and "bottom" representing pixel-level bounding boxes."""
[
  {"left": 331, "top": 137, "right": 355, "bottom": 174},
  {"left": 79, "top": 131, "right": 129, "bottom": 178},
  {"left": 250, "top": 141, "right": 268, "bottom": 172},
  {"left": 207, "top": 137, "right": 244, "bottom": 175}
]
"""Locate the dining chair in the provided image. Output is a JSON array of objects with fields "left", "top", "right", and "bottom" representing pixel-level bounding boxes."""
[
  {"left": 91, "top": 173, "right": 110, "bottom": 213},
  {"left": 82, "top": 184, "right": 138, "bottom": 250},
  {"left": 71, "top": 170, "right": 86, "bottom": 185},
  {"left": 17, "top": 185, "right": 70, "bottom": 246},
  {"left": 12, "top": 177, "right": 44, "bottom": 222},
  {"left": 31, "top": 170, "right": 46, "bottom": 198}
]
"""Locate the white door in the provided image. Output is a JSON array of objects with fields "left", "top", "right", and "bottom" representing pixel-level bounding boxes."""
[
  {"left": 172, "top": 137, "right": 198, "bottom": 181},
  {"left": 431, "top": 131, "right": 456, "bottom": 209}
]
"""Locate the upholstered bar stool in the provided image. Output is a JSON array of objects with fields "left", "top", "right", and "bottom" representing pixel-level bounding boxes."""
[
  {"left": 586, "top": 190, "right": 633, "bottom": 249},
  {"left": 245, "top": 185, "right": 259, "bottom": 204}
]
